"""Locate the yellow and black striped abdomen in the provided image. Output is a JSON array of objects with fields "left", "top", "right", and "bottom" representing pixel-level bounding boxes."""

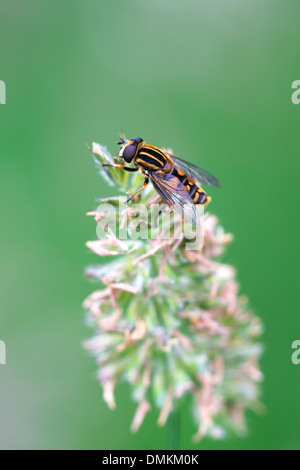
[
  {"left": 172, "top": 167, "right": 208, "bottom": 204},
  {"left": 135, "top": 145, "right": 168, "bottom": 171}
]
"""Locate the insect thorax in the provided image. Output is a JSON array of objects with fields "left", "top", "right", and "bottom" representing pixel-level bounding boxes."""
[{"left": 136, "top": 145, "right": 170, "bottom": 171}]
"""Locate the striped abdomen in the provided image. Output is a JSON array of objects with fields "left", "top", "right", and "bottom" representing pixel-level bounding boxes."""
[
  {"left": 135, "top": 145, "right": 169, "bottom": 170},
  {"left": 171, "top": 167, "right": 209, "bottom": 205}
]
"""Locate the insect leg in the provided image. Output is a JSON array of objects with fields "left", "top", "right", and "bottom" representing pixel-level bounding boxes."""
[
  {"left": 158, "top": 199, "right": 173, "bottom": 214},
  {"left": 102, "top": 163, "right": 138, "bottom": 172},
  {"left": 127, "top": 177, "right": 149, "bottom": 203}
]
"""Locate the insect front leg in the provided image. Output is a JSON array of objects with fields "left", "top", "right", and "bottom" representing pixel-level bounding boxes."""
[
  {"left": 102, "top": 162, "right": 138, "bottom": 172},
  {"left": 127, "top": 176, "right": 150, "bottom": 203}
]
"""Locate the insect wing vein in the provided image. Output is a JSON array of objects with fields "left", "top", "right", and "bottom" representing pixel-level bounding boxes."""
[
  {"left": 167, "top": 153, "right": 221, "bottom": 188},
  {"left": 150, "top": 172, "right": 199, "bottom": 226}
]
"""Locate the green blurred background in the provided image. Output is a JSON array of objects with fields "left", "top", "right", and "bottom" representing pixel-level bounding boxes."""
[{"left": 0, "top": 0, "right": 299, "bottom": 450}]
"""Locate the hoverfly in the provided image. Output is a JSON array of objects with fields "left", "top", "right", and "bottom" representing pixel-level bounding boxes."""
[{"left": 102, "top": 137, "right": 221, "bottom": 226}]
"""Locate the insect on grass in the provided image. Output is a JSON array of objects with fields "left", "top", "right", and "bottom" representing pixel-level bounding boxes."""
[{"left": 102, "top": 137, "right": 221, "bottom": 226}]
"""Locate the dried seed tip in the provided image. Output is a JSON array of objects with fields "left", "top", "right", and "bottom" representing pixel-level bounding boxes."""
[
  {"left": 131, "top": 400, "right": 151, "bottom": 432},
  {"left": 103, "top": 381, "right": 117, "bottom": 410}
]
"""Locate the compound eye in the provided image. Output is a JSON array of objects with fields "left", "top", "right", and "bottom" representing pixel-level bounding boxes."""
[
  {"left": 131, "top": 137, "right": 143, "bottom": 144},
  {"left": 123, "top": 144, "right": 136, "bottom": 162}
]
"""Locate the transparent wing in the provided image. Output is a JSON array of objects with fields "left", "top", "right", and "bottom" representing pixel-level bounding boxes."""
[
  {"left": 167, "top": 153, "right": 221, "bottom": 188},
  {"left": 150, "top": 172, "right": 200, "bottom": 226}
]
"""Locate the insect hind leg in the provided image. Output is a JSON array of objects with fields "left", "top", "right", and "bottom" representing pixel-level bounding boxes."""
[{"left": 127, "top": 177, "right": 149, "bottom": 203}]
